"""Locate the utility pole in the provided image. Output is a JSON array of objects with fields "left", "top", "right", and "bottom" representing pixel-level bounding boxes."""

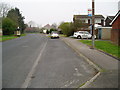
[{"left": 91, "top": 0, "right": 95, "bottom": 49}]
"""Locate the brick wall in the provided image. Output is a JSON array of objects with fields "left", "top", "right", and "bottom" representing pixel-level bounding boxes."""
[{"left": 111, "top": 15, "right": 120, "bottom": 45}]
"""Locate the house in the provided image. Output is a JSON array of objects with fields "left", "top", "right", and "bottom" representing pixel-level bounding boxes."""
[
  {"left": 110, "top": 10, "right": 120, "bottom": 45},
  {"left": 73, "top": 15, "right": 105, "bottom": 26},
  {"left": 51, "top": 24, "right": 57, "bottom": 29},
  {"left": 105, "top": 16, "right": 115, "bottom": 27},
  {"left": 44, "top": 24, "right": 51, "bottom": 31},
  {"left": 43, "top": 29, "right": 47, "bottom": 34},
  {"left": 25, "top": 27, "right": 40, "bottom": 33}
]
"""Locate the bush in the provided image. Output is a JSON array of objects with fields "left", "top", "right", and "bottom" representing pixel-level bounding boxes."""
[
  {"left": 2, "top": 17, "right": 17, "bottom": 35},
  {"left": 59, "top": 22, "right": 74, "bottom": 36},
  {"left": 58, "top": 20, "right": 89, "bottom": 36},
  {"left": 46, "top": 30, "right": 49, "bottom": 34},
  {"left": 49, "top": 28, "right": 57, "bottom": 34}
]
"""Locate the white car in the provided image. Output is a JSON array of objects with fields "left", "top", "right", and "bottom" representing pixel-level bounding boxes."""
[
  {"left": 51, "top": 31, "right": 59, "bottom": 39},
  {"left": 73, "top": 31, "right": 96, "bottom": 39}
]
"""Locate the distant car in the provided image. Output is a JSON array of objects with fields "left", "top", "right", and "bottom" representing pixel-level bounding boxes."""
[
  {"left": 73, "top": 31, "right": 96, "bottom": 39},
  {"left": 50, "top": 31, "right": 59, "bottom": 39}
]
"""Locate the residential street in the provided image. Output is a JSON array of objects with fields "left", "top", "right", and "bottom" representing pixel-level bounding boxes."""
[
  {"left": 3, "top": 34, "right": 97, "bottom": 88},
  {"left": 0, "top": 42, "right": 2, "bottom": 89},
  {"left": 1, "top": 0, "right": 120, "bottom": 89}
]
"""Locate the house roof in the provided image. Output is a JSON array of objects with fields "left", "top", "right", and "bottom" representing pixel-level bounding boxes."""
[
  {"left": 107, "top": 16, "right": 115, "bottom": 21},
  {"left": 74, "top": 15, "right": 105, "bottom": 19},
  {"left": 110, "top": 10, "right": 120, "bottom": 25},
  {"left": 44, "top": 24, "right": 51, "bottom": 29},
  {"left": 44, "top": 24, "right": 50, "bottom": 27}
]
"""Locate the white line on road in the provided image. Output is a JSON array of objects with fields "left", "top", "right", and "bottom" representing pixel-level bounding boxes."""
[
  {"left": 80, "top": 72, "right": 101, "bottom": 88},
  {"left": 21, "top": 40, "right": 48, "bottom": 88}
]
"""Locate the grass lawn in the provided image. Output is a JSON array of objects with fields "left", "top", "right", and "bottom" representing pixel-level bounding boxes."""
[
  {"left": 79, "top": 40, "right": 120, "bottom": 58},
  {"left": 59, "top": 34, "right": 67, "bottom": 37},
  {"left": 46, "top": 34, "right": 67, "bottom": 38},
  {"left": 0, "top": 34, "right": 26, "bottom": 42}
]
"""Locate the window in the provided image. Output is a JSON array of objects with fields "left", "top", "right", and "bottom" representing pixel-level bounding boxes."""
[
  {"left": 79, "top": 32, "right": 84, "bottom": 34},
  {"left": 84, "top": 32, "right": 89, "bottom": 34},
  {"left": 81, "top": 20, "right": 86, "bottom": 23}
]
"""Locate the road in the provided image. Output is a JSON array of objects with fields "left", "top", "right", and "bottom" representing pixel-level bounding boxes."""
[
  {"left": 0, "top": 42, "right": 2, "bottom": 89},
  {"left": 3, "top": 34, "right": 97, "bottom": 88}
]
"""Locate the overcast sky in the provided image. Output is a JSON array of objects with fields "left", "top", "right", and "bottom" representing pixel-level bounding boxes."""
[{"left": 2, "top": 0, "right": 120, "bottom": 26}]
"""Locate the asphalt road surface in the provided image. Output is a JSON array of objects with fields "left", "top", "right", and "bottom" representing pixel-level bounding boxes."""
[
  {"left": 3, "top": 34, "right": 97, "bottom": 88},
  {"left": 0, "top": 42, "right": 2, "bottom": 89}
]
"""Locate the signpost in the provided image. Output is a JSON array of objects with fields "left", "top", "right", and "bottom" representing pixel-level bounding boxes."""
[
  {"left": 88, "top": 9, "right": 92, "bottom": 34},
  {"left": 88, "top": 0, "right": 95, "bottom": 49},
  {"left": 91, "top": 0, "right": 95, "bottom": 49},
  {"left": 88, "top": 9, "right": 92, "bottom": 17}
]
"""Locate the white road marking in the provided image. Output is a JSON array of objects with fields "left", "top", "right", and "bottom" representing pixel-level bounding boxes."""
[
  {"left": 61, "top": 80, "right": 75, "bottom": 88},
  {"left": 21, "top": 40, "right": 48, "bottom": 88},
  {"left": 80, "top": 72, "right": 101, "bottom": 88}
]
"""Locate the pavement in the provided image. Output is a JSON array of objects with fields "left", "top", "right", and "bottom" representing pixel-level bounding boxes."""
[{"left": 61, "top": 37, "right": 119, "bottom": 88}]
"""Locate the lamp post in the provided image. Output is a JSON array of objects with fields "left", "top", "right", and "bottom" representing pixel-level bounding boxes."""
[{"left": 91, "top": 0, "right": 95, "bottom": 49}]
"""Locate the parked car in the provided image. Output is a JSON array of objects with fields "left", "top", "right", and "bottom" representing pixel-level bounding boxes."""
[
  {"left": 73, "top": 31, "right": 96, "bottom": 39},
  {"left": 50, "top": 31, "right": 59, "bottom": 39}
]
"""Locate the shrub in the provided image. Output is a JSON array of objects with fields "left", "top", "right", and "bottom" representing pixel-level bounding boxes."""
[
  {"left": 2, "top": 17, "right": 17, "bottom": 35},
  {"left": 46, "top": 30, "right": 49, "bottom": 34},
  {"left": 49, "top": 28, "right": 57, "bottom": 34},
  {"left": 59, "top": 20, "right": 89, "bottom": 36},
  {"left": 59, "top": 22, "right": 74, "bottom": 36}
]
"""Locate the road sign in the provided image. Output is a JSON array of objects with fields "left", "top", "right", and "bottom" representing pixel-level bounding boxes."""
[{"left": 88, "top": 9, "right": 92, "bottom": 16}]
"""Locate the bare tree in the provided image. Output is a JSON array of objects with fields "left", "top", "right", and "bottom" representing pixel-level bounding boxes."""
[
  {"left": 51, "top": 23, "right": 58, "bottom": 29},
  {"left": 28, "top": 21, "right": 36, "bottom": 27},
  {"left": 37, "top": 24, "right": 42, "bottom": 28},
  {"left": 0, "top": 2, "right": 12, "bottom": 17}
]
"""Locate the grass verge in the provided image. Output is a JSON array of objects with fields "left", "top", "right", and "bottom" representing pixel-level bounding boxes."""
[
  {"left": 59, "top": 34, "right": 67, "bottom": 37},
  {"left": 21, "top": 33, "right": 26, "bottom": 36},
  {"left": 46, "top": 34, "right": 67, "bottom": 38},
  {"left": 0, "top": 35, "right": 18, "bottom": 42},
  {"left": 0, "top": 34, "right": 26, "bottom": 42},
  {"left": 79, "top": 40, "right": 120, "bottom": 58}
]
